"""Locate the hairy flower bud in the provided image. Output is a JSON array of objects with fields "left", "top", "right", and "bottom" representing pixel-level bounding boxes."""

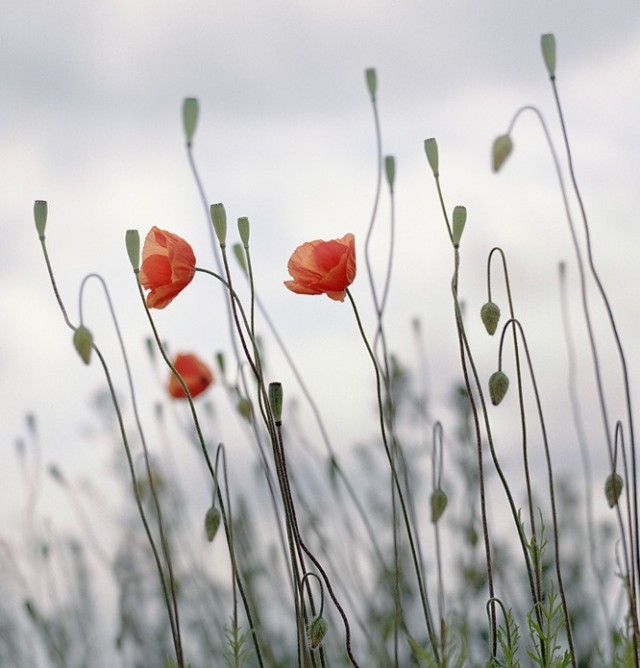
[
  {"left": 605, "top": 472, "right": 624, "bottom": 508},
  {"left": 489, "top": 370, "right": 509, "bottom": 406},
  {"left": 481, "top": 301, "right": 501, "bottom": 336},
  {"left": 307, "top": 616, "right": 328, "bottom": 650}
]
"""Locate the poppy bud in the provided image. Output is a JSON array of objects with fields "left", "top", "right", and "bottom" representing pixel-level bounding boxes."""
[
  {"left": 204, "top": 505, "right": 221, "bottom": 542},
  {"left": 48, "top": 465, "right": 66, "bottom": 485},
  {"left": 307, "top": 616, "right": 328, "bottom": 650},
  {"left": 182, "top": 97, "right": 199, "bottom": 146},
  {"left": 34, "top": 200, "right": 48, "bottom": 237},
  {"left": 236, "top": 397, "right": 252, "bottom": 422},
  {"left": 365, "top": 68, "right": 377, "bottom": 99},
  {"left": 125, "top": 229, "right": 140, "bottom": 271},
  {"left": 492, "top": 135, "right": 513, "bottom": 172},
  {"left": 452, "top": 206, "right": 466, "bottom": 248},
  {"left": 430, "top": 488, "right": 448, "bottom": 523},
  {"left": 480, "top": 301, "right": 501, "bottom": 336},
  {"left": 269, "top": 382, "right": 283, "bottom": 424},
  {"left": 424, "top": 138, "right": 439, "bottom": 177},
  {"left": 73, "top": 325, "right": 94, "bottom": 365},
  {"left": 210, "top": 203, "right": 227, "bottom": 245},
  {"left": 541, "top": 34, "right": 556, "bottom": 78},
  {"left": 237, "top": 216, "right": 250, "bottom": 247},
  {"left": 385, "top": 155, "right": 396, "bottom": 190},
  {"left": 489, "top": 370, "right": 509, "bottom": 406},
  {"left": 605, "top": 472, "right": 624, "bottom": 508}
]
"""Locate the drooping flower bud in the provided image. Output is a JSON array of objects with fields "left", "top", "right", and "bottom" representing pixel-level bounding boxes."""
[
  {"left": 210, "top": 203, "right": 227, "bottom": 245},
  {"left": 605, "top": 472, "right": 624, "bottom": 508},
  {"left": 541, "top": 34, "right": 556, "bottom": 78},
  {"left": 489, "top": 370, "right": 509, "bottom": 406},
  {"left": 430, "top": 488, "right": 448, "bottom": 523},
  {"left": 492, "top": 134, "right": 513, "bottom": 172},
  {"left": 125, "top": 229, "right": 140, "bottom": 271},
  {"left": 307, "top": 616, "right": 328, "bottom": 650},
  {"left": 73, "top": 325, "right": 94, "bottom": 365},
  {"left": 182, "top": 97, "right": 199, "bottom": 146},
  {"left": 424, "top": 138, "right": 439, "bottom": 177},
  {"left": 365, "top": 68, "right": 377, "bottom": 99},
  {"left": 452, "top": 206, "right": 467, "bottom": 248},
  {"left": 34, "top": 200, "right": 48, "bottom": 237},
  {"left": 204, "top": 506, "right": 221, "bottom": 542},
  {"left": 480, "top": 301, "right": 501, "bottom": 336}
]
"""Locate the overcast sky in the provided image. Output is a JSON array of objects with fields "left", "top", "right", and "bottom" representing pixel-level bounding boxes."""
[{"left": 3, "top": 1, "right": 640, "bottom": 577}]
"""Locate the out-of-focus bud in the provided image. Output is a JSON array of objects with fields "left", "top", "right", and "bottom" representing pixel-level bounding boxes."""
[
  {"left": 365, "top": 68, "right": 377, "bottom": 99},
  {"left": 430, "top": 488, "right": 448, "bottom": 523},
  {"left": 73, "top": 325, "right": 94, "bottom": 365},
  {"left": 605, "top": 472, "right": 624, "bottom": 508},
  {"left": 385, "top": 155, "right": 396, "bottom": 190},
  {"left": 204, "top": 506, "right": 221, "bottom": 542},
  {"left": 492, "top": 135, "right": 513, "bottom": 172}
]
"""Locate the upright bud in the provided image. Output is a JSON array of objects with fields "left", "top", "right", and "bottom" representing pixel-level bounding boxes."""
[
  {"left": 492, "top": 135, "right": 513, "bottom": 172},
  {"left": 210, "top": 203, "right": 227, "bottom": 245},
  {"left": 125, "top": 229, "right": 140, "bottom": 271},
  {"left": 365, "top": 68, "right": 377, "bottom": 99},
  {"left": 489, "top": 370, "right": 509, "bottom": 406},
  {"left": 384, "top": 155, "right": 396, "bottom": 190},
  {"left": 269, "top": 382, "right": 283, "bottom": 424},
  {"left": 480, "top": 301, "right": 501, "bottom": 335},
  {"left": 452, "top": 206, "right": 467, "bottom": 248},
  {"left": 541, "top": 34, "right": 556, "bottom": 78},
  {"left": 182, "top": 97, "right": 199, "bottom": 146},
  {"left": 34, "top": 200, "right": 48, "bottom": 237},
  {"left": 424, "top": 138, "right": 439, "bottom": 177},
  {"left": 605, "top": 472, "right": 624, "bottom": 508},
  {"left": 73, "top": 325, "right": 94, "bottom": 365}
]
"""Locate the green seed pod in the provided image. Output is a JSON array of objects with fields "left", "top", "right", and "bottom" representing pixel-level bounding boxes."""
[
  {"left": 430, "top": 488, "right": 448, "bottom": 523},
  {"left": 307, "top": 616, "right": 328, "bottom": 650},
  {"left": 365, "top": 68, "right": 377, "bottom": 98},
  {"left": 182, "top": 97, "right": 199, "bottom": 146},
  {"left": 492, "top": 134, "right": 513, "bottom": 172},
  {"left": 541, "top": 34, "right": 556, "bottom": 78},
  {"left": 605, "top": 472, "right": 624, "bottom": 508},
  {"left": 34, "top": 200, "right": 48, "bottom": 237},
  {"left": 480, "top": 301, "right": 501, "bottom": 336},
  {"left": 210, "top": 203, "right": 227, "bottom": 245},
  {"left": 385, "top": 155, "right": 396, "bottom": 189},
  {"left": 125, "top": 229, "right": 140, "bottom": 271},
  {"left": 489, "top": 370, "right": 509, "bottom": 406},
  {"left": 237, "top": 216, "right": 250, "bottom": 247},
  {"left": 452, "top": 206, "right": 467, "bottom": 248},
  {"left": 73, "top": 325, "right": 94, "bottom": 365},
  {"left": 424, "top": 138, "right": 439, "bottom": 177},
  {"left": 204, "top": 506, "right": 221, "bottom": 542},
  {"left": 269, "top": 382, "right": 283, "bottom": 424}
]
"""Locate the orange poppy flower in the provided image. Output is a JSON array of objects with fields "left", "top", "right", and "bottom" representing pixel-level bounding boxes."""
[
  {"left": 139, "top": 227, "right": 196, "bottom": 309},
  {"left": 168, "top": 353, "right": 213, "bottom": 399},
  {"left": 284, "top": 233, "right": 356, "bottom": 302}
]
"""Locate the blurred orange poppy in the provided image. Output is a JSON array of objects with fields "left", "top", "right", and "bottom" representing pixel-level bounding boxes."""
[
  {"left": 284, "top": 233, "right": 356, "bottom": 302},
  {"left": 168, "top": 353, "right": 213, "bottom": 399},
  {"left": 139, "top": 227, "right": 196, "bottom": 309}
]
